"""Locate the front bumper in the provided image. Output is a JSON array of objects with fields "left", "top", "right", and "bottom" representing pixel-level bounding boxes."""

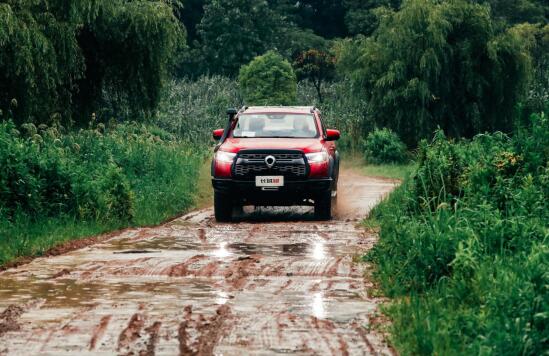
[{"left": 212, "top": 178, "right": 333, "bottom": 205}]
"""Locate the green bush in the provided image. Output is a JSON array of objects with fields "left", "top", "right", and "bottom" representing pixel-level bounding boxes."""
[
  {"left": 0, "top": 120, "right": 202, "bottom": 264},
  {"left": 367, "top": 110, "right": 548, "bottom": 354},
  {"left": 364, "top": 128, "right": 407, "bottom": 164},
  {"left": 239, "top": 51, "right": 297, "bottom": 106}
]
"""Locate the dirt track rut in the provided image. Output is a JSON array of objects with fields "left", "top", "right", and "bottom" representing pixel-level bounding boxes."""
[{"left": 0, "top": 171, "right": 396, "bottom": 355}]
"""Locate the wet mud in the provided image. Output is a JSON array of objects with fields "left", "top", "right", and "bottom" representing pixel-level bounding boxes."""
[{"left": 0, "top": 171, "right": 396, "bottom": 355}]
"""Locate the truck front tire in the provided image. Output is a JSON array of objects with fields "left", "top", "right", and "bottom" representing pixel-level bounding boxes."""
[
  {"left": 314, "top": 190, "right": 333, "bottom": 220},
  {"left": 214, "top": 192, "right": 232, "bottom": 222}
]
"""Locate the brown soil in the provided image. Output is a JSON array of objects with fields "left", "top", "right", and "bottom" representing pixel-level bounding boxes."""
[
  {"left": 0, "top": 170, "right": 397, "bottom": 355},
  {"left": 0, "top": 305, "right": 24, "bottom": 337}
]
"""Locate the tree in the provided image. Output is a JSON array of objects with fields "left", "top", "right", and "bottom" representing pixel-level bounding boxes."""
[
  {"left": 293, "top": 0, "right": 348, "bottom": 39},
  {"left": 275, "top": 27, "right": 329, "bottom": 60},
  {"left": 511, "top": 23, "right": 549, "bottom": 118},
  {"left": 175, "top": 0, "right": 204, "bottom": 43},
  {"left": 344, "top": 0, "right": 401, "bottom": 36},
  {"left": 81, "top": 1, "right": 184, "bottom": 120},
  {"left": 474, "top": 0, "right": 547, "bottom": 25},
  {"left": 338, "top": 0, "right": 531, "bottom": 146},
  {"left": 197, "top": 0, "right": 280, "bottom": 76},
  {"left": 239, "top": 51, "right": 297, "bottom": 106},
  {"left": 0, "top": 0, "right": 183, "bottom": 125},
  {"left": 293, "top": 49, "right": 336, "bottom": 102}
]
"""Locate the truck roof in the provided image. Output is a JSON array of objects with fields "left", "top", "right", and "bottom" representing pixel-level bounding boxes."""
[{"left": 242, "top": 106, "right": 317, "bottom": 114}]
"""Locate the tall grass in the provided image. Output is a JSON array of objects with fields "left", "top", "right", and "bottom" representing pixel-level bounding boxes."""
[
  {"left": 155, "top": 76, "right": 370, "bottom": 152},
  {"left": 0, "top": 120, "right": 202, "bottom": 265},
  {"left": 367, "top": 111, "right": 548, "bottom": 355},
  {"left": 156, "top": 76, "right": 242, "bottom": 145},
  {"left": 297, "top": 79, "right": 370, "bottom": 152}
]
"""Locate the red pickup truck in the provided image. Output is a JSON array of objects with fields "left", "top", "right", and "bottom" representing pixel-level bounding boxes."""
[{"left": 211, "top": 106, "right": 340, "bottom": 221}]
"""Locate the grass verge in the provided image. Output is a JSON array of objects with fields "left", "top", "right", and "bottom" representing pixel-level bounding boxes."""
[
  {"left": 361, "top": 164, "right": 416, "bottom": 180},
  {"left": 0, "top": 121, "right": 206, "bottom": 267},
  {"left": 341, "top": 152, "right": 416, "bottom": 181},
  {"left": 365, "top": 112, "right": 548, "bottom": 355}
]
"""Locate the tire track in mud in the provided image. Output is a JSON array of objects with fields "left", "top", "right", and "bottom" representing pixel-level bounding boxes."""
[{"left": 0, "top": 172, "right": 396, "bottom": 355}]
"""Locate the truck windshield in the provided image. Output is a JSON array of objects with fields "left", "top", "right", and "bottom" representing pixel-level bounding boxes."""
[{"left": 232, "top": 114, "right": 318, "bottom": 138}]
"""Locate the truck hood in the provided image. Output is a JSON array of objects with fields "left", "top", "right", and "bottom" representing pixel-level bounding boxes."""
[{"left": 220, "top": 137, "right": 324, "bottom": 153}]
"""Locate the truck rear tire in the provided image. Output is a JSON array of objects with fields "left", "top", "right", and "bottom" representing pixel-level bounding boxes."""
[
  {"left": 314, "top": 191, "right": 332, "bottom": 220},
  {"left": 214, "top": 192, "right": 232, "bottom": 222}
]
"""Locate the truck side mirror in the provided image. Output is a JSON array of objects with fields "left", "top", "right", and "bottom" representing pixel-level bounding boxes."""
[
  {"left": 326, "top": 129, "right": 340, "bottom": 141},
  {"left": 212, "top": 129, "right": 224, "bottom": 140}
]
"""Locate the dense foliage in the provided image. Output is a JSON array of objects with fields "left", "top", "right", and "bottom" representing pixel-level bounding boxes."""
[
  {"left": 338, "top": 0, "right": 532, "bottom": 146},
  {"left": 0, "top": 0, "right": 183, "bottom": 125},
  {"left": 239, "top": 51, "right": 297, "bottom": 106},
  {"left": 367, "top": 109, "right": 548, "bottom": 354},
  {"left": 0, "top": 120, "right": 201, "bottom": 264},
  {"left": 156, "top": 76, "right": 241, "bottom": 144},
  {"left": 364, "top": 128, "right": 407, "bottom": 164},
  {"left": 196, "top": 0, "right": 279, "bottom": 76},
  {"left": 476, "top": 0, "right": 548, "bottom": 25},
  {"left": 293, "top": 49, "right": 336, "bottom": 103},
  {"left": 154, "top": 77, "right": 366, "bottom": 151},
  {"left": 344, "top": 0, "right": 401, "bottom": 35}
]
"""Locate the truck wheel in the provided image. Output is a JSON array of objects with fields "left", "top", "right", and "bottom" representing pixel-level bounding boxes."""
[
  {"left": 214, "top": 192, "right": 232, "bottom": 222},
  {"left": 314, "top": 191, "right": 332, "bottom": 220}
]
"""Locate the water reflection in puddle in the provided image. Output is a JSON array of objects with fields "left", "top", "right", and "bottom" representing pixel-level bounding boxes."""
[
  {"left": 216, "top": 291, "right": 230, "bottom": 305},
  {"left": 213, "top": 242, "right": 232, "bottom": 259},
  {"left": 311, "top": 241, "right": 325, "bottom": 260},
  {"left": 311, "top": 292, "right": 326, "bottom": 319}
]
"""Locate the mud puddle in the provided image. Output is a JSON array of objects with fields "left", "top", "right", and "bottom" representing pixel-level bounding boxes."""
[{"left": 0, "top": 172, "right": 396, "bottom": 355}]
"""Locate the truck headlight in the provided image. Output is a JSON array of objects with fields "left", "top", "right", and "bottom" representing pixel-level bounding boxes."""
[
  {"left": 305, "top": 151, "right": 328, "bottom": 163},
  {"left": 215, "top": 151, "right": 236, "bottom": 163}
]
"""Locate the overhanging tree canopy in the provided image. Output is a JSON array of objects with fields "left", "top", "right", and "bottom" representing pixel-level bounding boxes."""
[
  {"left": 338, "top": 0, "right": 532, "bottom": 146},
  {"left": 0, "top": 0, "right": 184, "bottom": 125}
]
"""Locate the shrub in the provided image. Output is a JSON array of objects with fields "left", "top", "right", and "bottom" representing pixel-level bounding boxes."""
[
  {"left": 367, "top": 109, "right": 548, "bottom": 354},
  {"left": 364, "top": 128, "right": 407, "bottom": 164},
  {"left": 239, "top": 51, "right": 297, "bottom": 106},
  {"left": 0, "top": 119, "right": 203, "bottom": 265},
  {"left": 0, "top": 120, "right": 201, "bottom": 224}
]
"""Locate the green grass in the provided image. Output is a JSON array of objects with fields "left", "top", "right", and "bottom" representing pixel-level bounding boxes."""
[
  {"left": 0, "top": 218, "right": 121, "bottom": 266},
  {"left": 0, "top": 166, "right": 204, "bottom": 266},
  {"left": 366, "top": 112, "right": 548, "bottom": 355},
  {"left": 0, "top": 121, "right": 205, "bottom": 267},
  {"left": 361, "top": 164, "right": 416, "bottom": 180},
  {"left": 194, "top": 158, "right": 214, "bottom": 209}
]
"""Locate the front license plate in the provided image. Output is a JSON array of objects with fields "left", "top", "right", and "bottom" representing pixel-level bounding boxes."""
[{"left": 255, "top": 176, "right": 284, "bottom": 187}]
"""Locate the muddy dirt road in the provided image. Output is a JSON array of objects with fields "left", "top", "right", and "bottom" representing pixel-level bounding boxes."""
[{"left": 0, "top": 171, "right": 396, "bottom": 355}]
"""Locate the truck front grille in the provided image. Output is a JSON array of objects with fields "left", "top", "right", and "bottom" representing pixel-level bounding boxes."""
[{"left": 233, "top": 150, "right": 308, "bottom": 180}]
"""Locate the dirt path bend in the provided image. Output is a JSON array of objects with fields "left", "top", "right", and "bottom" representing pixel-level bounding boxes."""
[{"left": 0, "top": 170, "right": 396, "bottom": 355}]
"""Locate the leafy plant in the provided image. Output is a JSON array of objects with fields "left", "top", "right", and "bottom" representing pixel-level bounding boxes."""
[
  {"left": 239, "top": 51, "right": 297, "bottom": 106},
  {"left": 364, "top": 128, "right": 407, "bottom": 164},
  {"left": 367, "top": 108, "right": 549, "bottom": 355},
  {"left": 0, "top": 119, "right": 202, "bottom": 265}
]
